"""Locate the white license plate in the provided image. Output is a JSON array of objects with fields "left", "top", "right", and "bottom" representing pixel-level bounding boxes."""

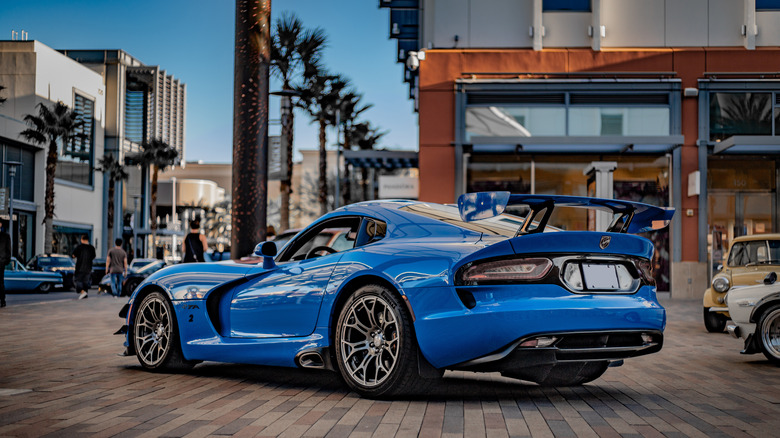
[{"left": 582, "top": 264, "right": 619, "bottom": 290}]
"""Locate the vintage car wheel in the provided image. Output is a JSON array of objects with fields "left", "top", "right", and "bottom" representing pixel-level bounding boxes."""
[
  {"left": 335, "top": 284, "right": 431, "bottom": 398},
  {"left": 758, "top": 305, "right": 780, "bottom": 365},
  {"left": 37, "top": 282, "right": 52, "bottom": 293},
  {"left": 703, "top": 307, "right": 727, "bottom": 333},
  {"left": 536, "top": 361, "right": 610, "bottom": 386},
  {"left": 133, "top": 292, "right": 194, "bottom": 371}
]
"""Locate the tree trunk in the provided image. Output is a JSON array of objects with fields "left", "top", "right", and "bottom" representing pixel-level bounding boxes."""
[
  {"left": 150, "top": 164, "right": 158, "bottom": 256},
  {"left": 43, "top": 139, "right": 58, "bottom": 254},
  {"left": 232, "top": 0, "right": 270, "bottom": 260},
  {"left": 318, "top": 115, "right": 328, "bottom": 216},
  {"left": 342, "top": 125, "right": 351, "bottom": 206},
  {"left": 106, "top": 178, "right": 115, "bottom": 253},
  {"left": 362, "top": 167, "right": 370, "bottom": 202},
  {"left": 279, "top": 92, "right": 294, "bottom": 231}
]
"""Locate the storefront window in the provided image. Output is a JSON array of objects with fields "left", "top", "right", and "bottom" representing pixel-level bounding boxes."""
[
  {"left": 52, "top": 225, "right": 92, "bottom": 256},
  {"left": 1, "top": 143, "right": 35, "bottom": 202},
  {"left": 709, "top": 92, "right": 772, "bottom": 141},
  {"left": 569, "top": 107, "right": 670, "bottom": 136},
  {"left": 465, "top": 106, "right": 565, "bottom": 140}
]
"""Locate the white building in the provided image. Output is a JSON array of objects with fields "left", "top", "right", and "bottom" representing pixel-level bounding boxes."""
[{"left": 0, "top": 40, "right": 106, "bottom": 259}]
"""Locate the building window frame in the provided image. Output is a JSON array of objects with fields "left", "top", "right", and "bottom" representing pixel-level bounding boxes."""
[{"left": 54, "top": 90, "right": 96, "bottom": 189}]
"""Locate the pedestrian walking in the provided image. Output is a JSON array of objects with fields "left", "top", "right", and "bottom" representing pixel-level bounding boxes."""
[
  {"left": 72, "top": 234, "right": 96, "bottom": 300},
  {"left": 182, "top": 219, "right": 207, "bottom": 263},
  {"left": 0, "top": 221, "right": 11, "bottom": 308},
  {"left": 106, "top": 238, "right": 127, "bottom": 298}
]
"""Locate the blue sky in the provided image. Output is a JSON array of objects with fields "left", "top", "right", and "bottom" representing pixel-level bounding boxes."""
[{"left": 1, "top": 0, "right": 418, "bottom": 163}]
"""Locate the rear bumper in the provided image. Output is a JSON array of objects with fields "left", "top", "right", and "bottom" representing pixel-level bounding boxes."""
[
  {"left": 451, "top": 330, "right": 663, "bottom": 372},
  {"left": 407, "top": 284, "right": 665, "bottom": 368}
]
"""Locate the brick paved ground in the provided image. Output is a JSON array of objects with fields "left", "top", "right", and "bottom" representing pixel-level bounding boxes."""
[{"left": 1, "top": 294, "right": 779, "bottom": 437}]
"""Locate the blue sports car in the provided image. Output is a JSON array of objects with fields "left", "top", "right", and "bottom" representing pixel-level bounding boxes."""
[{"left": 117, "top": 192, "right": 673, "bottom": 398}]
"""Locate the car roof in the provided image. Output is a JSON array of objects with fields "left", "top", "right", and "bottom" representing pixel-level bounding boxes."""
[{"left": 731, "top": 233, "right": 780, "bottom": 243}]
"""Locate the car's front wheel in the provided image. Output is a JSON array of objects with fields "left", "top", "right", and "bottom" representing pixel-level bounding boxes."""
[
  {"left": 703, "top": 307, "right": 727, "bottom": 333},
  {"left": 133, "top": 291, "right": 195, "bottom": 371},
  {"left": 757, "top": 305, "right": 780, "bottom": 365},
  {"left": 37, "top": 282, "right": 52, "bottom": 293},
  {"left": 334, "top": 284, "right": 433, "bottom": 398}
]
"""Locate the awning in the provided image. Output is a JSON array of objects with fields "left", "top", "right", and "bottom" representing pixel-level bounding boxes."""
[
  {"left": 467, "top": 135, "right": 684, "bottom": 155},
  {"left": 712, "top": 136, "right": 780, "bottom": 154},
  {"left": 344, "top": 150, "right": 418, "bottom": 169}
]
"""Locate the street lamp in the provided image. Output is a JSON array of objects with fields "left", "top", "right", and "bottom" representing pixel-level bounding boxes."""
[{"left": 3, "top": 161, "right": 22, "bottom": 259}]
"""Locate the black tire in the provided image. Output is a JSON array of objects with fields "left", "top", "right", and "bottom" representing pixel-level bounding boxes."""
[
  {"left": 334, "top": 284, "right": 435, "bottom": 398},
  {"left": 703, "top": 307, "right": 727, "bottom": 333},
  {"left": 536, "top": 361, "right": 609, "bottom": 386},
  {"left": 37, "top": 282, "right": 52, "bottom": 293},
  {"left": 124, "top": 279, "right": 141, "bottom": 297},
  {"left": 757, "top": 304, "right": 780, "bottom": 365},
  {"left": 132, "top": 291, "right": 195, "bottom": 372}
]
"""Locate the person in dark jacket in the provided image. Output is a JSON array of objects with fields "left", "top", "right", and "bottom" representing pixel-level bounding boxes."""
[
  {"left": 0, "top": 221, "right": 10, "bottom": 307},
  {"left": 183, "top": 219, "right": 207, "bottom": 263},
  {"left": 72, "top": 234, "right": 96, "bottom": 300}
]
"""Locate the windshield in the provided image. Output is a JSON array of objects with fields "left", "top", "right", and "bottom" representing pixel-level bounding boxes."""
[
  {"left": 400, "top": 203, "right": 528, "bottom": 237},
  {"left": 38, "top": 256, "right": 75, "bottom": 267},
  {"left": 728, "top": 240, "right": 780, "bottom": 266}
]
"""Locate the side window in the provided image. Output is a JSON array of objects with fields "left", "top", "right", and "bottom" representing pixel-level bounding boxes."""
[
  {"left": 356, "top": 219, "right": 388, "bottom": 247},
  {"left": 278, "top": 217, "right": 362, "bottom": 262}
]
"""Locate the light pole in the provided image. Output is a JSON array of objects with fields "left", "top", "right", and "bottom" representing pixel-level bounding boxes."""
[{"left": 3, "top": 161, "right": 21, "bottom": 259}]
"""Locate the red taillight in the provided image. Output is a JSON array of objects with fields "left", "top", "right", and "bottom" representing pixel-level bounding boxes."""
[
  {"left": 462, "top": 258, "right": 553, "bottom": 283},
  {"left": 636, "top": 259, "right": 655, "bottom": 286}
]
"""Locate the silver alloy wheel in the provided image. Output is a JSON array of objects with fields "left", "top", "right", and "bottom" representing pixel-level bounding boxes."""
[
  {"left": 339, "top": 295, "right": 399, "bottom": 387},
  {"left": 134, "top": 296, "right": 172, "bottom": 367},
  {"left": 760, "top": 308, "right": 780, "bottom": 360}
]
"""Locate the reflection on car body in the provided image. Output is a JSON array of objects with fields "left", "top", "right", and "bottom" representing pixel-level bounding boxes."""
[{"left": 116, "top": 193, "right": 673, "bottom": 398}]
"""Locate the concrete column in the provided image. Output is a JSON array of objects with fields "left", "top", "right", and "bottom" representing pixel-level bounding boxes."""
[{"left": 584, "top": 161, "right": 617, "bottom": 231}]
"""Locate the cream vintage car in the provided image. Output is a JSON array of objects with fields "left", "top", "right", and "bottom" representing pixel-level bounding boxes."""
[
  {"left": 704, "top": 234, "right": 780, "bottom": 332},
  {"left": 726, "top": 272, "right": 780, "bottom": 365}
]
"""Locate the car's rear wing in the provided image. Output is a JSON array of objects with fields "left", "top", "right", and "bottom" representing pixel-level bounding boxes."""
[{"left": 457, "top": 192, "right": 675, "bottom": 235}]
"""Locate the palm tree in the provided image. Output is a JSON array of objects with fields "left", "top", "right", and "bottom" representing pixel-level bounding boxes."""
[
  {"left": 19, "top": 101, "right": 84, "bottom": 254},
  {"left": 271, "top": 13, "right": 327, "bottom": 231},
  {"left": 96, "top": 154, "right": 129, "bottom": 252},
  {"left": 335, "top": 93, "right": 371, "bottom": 205},
  {"left": 348, "top": 122, "right": 386, "bottom": 202},
  {"left": 132, "top": 139, "right": 179, "bottom": 251},
  {"left": 297, "top": 72, "right": 352, "bottom": 215}
]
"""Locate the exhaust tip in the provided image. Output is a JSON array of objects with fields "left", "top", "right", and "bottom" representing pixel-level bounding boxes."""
[{"left": 297, "top": 351, "right": 325, "bottom": 369}]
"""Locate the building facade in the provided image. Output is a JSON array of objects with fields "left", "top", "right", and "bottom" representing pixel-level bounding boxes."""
[
  {"left": 0, "top": 41, "right": 106, "bottom": 260},
  {"left": 60, "top": 49, "right": 187, "bottom": 257},
  {"left": 382, "top": 0, "right": 780, "bottom": 296}
]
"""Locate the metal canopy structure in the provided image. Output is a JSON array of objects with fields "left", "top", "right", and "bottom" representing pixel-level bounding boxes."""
[
  {"left": 466, "top": 135, "right": 685, "bottom": 155},
  {"left": 712, "top": 136, "right": 780, "bottom": 154},
  {"left": 343, "top": 150, "right": 418, "bottom": 169}
]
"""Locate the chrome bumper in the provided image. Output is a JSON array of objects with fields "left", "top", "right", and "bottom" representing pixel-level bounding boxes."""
[{"left": 709, "top": 306, "right": 729, "bottom": 313}]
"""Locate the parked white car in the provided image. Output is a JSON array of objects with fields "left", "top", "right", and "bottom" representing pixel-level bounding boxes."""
[{"left": 726, "top": 272, "right": 780, "bottom": 365}]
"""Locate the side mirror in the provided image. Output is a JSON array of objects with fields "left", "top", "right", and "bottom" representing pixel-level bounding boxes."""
[
  {"left": 764, "top": 272, "right": 777, "bottom": 285},
  {"left": 253, "top": 241, "right": 277, "bottom": 269}
]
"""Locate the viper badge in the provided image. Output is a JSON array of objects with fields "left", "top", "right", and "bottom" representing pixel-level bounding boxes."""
[{"left": 599, "top": 236, "right": 611, "bottom": 249}]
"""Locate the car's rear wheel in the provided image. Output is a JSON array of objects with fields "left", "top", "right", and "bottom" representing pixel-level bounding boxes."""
[
  {"left": 703, "top": 307, "right": 727, "bottom": 333},
  {"left": 124, "top": 278, "right": 142, "bottom": 296},
  {"left": 757, "top": 305, "right": 780, "bottom": 365},
  {"left": 37, "top": 282, "right": 52, "bottom": 293},
  {"left": 335, "top": 284, "right": 433, "bottom": 398},
  {"left": 133, "top": 291, "right": 195, "bottom": 371}
]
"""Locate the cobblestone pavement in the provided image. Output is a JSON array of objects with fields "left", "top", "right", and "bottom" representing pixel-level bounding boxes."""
[{"left": 1, "top": 294, "right": 778, "bottom": 437}]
